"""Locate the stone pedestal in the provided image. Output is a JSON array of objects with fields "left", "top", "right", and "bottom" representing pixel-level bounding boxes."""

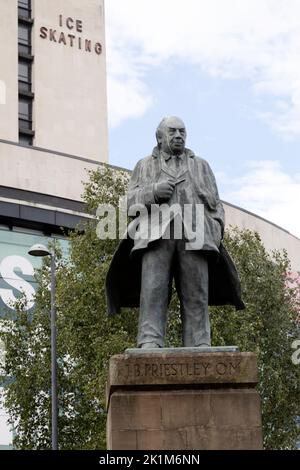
[{"left": 106, "top": 349, "right": 263, "bottom": 450}]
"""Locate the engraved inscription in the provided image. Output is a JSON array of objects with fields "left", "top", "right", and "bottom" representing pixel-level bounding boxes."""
[{"left": 122, "top": 359, "right": 242, "bottom": 380}]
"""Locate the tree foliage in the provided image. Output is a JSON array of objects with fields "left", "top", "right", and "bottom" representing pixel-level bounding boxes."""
[{"left": 0, "top": 166, "right": 299, "bottom": 449}]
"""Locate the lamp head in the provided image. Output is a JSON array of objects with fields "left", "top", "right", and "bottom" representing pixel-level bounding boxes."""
[{"left": 28, "top": 244, "right": 51, "bottom": 257}]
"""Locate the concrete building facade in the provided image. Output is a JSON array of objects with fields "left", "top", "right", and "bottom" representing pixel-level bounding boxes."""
[
  {"left": 0, "top": 0, "right": 108, "bottom": 203},
  {"left": 0, "top": 0, "right": 108, "bottom": 157},
  {"left": 224, "top": 202, "right": 300, "bottom": 273}
]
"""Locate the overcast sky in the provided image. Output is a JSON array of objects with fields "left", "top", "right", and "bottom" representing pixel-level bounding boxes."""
[{"left": 105, "top": 0, "right": 300, "bottom": 238}]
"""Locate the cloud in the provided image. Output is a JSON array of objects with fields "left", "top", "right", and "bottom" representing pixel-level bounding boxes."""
[
  {"left": 105, "top": 39, "right": 154, "bottom": 127},
  {"left": 106, "top": 0, "right": 300, "bottom": 136},
  {"left": 218, "top": 160, "right": 300, "bottom": 238},
  {"left": 107, "top": 75, "right": 153, "bottom": 128}
]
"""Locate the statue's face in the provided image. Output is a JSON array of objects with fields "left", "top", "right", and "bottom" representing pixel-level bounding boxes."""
[{"left": 160, "top": 117, "right": 187, "bottom": 155}]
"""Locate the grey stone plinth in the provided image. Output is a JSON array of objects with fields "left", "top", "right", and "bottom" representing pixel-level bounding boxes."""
[
  {"left": 125, "top": 346, "right": 239, "bottom": 354},
  {"left": 106, "top": 350, "right": 263, "bottom": 450}
]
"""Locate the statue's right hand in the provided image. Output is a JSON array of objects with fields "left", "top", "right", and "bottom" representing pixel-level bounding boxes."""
[{"left": 154, "top": 180, "right": 175, "bottom": 202}]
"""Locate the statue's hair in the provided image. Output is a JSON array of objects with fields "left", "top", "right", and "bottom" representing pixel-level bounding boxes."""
[{"left": 156, "top": 117, "right": 169, "bottom": 146}]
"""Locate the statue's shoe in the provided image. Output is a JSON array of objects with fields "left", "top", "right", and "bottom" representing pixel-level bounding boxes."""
[{"left": 140, "top": 342, "right": 160, "bottom": 349}]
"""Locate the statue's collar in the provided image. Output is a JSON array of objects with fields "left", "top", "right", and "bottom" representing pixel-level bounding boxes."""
[
  {"left": 161, "top": 150, "right": 184, "bottom": 161},
  {"left": 152, "top": 146, "right": 195, "bottom": 159}
]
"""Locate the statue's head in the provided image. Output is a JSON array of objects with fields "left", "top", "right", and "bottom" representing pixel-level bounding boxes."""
[{"left": 156, "top": 116, "right": 187, "bottom": 155}]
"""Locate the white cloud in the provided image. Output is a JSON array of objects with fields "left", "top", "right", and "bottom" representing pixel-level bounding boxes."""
[
  {"left": 219, "top": 160, "right": 300, "bottom": 238},
  {"left": 107, "top": 75, "right": 153, "bottom": 128},
  {"left": 105, "top": 39, "right": 155, "bottom": 127},
  {"left": 106, "top": 0, "right": 300, "bottom": 136}
]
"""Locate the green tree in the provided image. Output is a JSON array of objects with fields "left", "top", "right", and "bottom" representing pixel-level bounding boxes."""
[{"left": 0, "top": 166, "right": 299, "bottom": 449}]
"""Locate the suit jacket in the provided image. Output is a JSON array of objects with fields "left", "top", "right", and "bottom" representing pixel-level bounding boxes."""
[{"left": 126, "top": 147, "right": 225, "bottom": 253}]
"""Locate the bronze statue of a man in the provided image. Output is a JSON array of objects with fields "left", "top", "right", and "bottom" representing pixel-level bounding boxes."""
[{"left": 106, "top": 117, "right": 244, "bottom": 348}]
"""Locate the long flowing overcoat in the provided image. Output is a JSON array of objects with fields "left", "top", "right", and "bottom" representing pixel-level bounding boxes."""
[{"left": 106, "top": 147, "right": 245, "bottom": 315}]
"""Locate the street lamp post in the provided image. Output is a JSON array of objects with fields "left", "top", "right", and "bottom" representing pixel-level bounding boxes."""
[{"left": 28, "top": 244, "right": 58, "bottom": 451}]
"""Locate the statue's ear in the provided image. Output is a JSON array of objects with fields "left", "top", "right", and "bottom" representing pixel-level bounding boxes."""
[{"left": 156, "top": 130, "right": 162, "bottom": 146}]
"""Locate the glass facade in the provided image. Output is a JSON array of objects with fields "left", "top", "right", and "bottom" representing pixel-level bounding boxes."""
[
  {"left": 18, "top": 0, "right": 34, "bottom": 145},
  {"left": 0, "top": 226, "right": 69, "bottom": 448},
  {"left": 18, "top": 23, "right": 31, "bottom": 55},
  {"left": 18, "top": 0, "right": 31, "bottom": 19},
  {"left": 0, "top": 227, "right": 69, "bottom": 316},
  {"left": 18, "top": 96, "right": 32, "bottom": 131},
  {"left": 18, "top": 60, "right": 32, "bottom": 92}
]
